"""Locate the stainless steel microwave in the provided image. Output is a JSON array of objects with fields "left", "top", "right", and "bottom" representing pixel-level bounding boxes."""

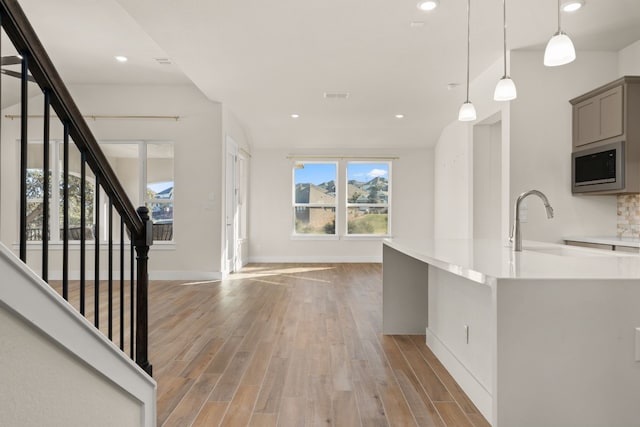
[{"left": 572, "top": 141, "right": 624, "bottom": 193}]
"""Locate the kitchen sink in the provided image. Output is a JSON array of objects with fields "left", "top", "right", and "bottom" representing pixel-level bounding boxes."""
[{"left": 524, "top": 246, "right": 624, "bottom": 257}]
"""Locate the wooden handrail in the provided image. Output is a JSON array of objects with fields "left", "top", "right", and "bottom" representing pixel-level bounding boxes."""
[
  {"left": 1, "top": 0, "right": 152, "bottom": 376},
  {"left": 0, "top": 0, "right": 143, "bottom": 236}
]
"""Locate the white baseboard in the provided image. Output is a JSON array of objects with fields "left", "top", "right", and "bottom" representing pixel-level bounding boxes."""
[
  {"left": 426, "top": 327, "right": 493, "bottom": 423},
  {"left": 44, "top": 270, "right": 222, "bottom": 281},
  {"left": 248, "top": 255, "right": 382, "bottom": 263},
  {"left": 149, "top": 271, "right": 222, "bottom": 281}
]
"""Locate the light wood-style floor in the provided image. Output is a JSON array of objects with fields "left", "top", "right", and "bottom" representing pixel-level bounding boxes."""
[{"left": 148, "top": 264, "right": 490, "bottom": 427}]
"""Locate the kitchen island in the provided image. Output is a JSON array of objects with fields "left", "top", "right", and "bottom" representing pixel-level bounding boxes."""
[{"left": 383, "top": 238, "right": 640, "bottom": 427}]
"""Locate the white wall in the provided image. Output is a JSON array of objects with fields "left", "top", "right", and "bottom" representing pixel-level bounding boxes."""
[
  {"left": 434, "top": 123, "right": 472, "bottom": 239},
  {"left": 435, "top": 50, "right": 624, "bottom": 243},
  {"left": 510, "top": 51, "right": 619, "bottom": 243},
  {"left": 0, "top": 306, "right": 142, "bottom": 427},
  {"left": 619, "top": 39, "right": 640, "bottom": 75},
  {"left": 249, "top": 147, "right": 433, "bottom": 262},
  {"left": 434, "top": 59, "right": 510, "bottom": 240},
  {"left": 0, "top": 243, "right": 156, "bottom": 427},
  {"left": 0, "top": 84, "right": 225, "bottom": 279},
  {"left": 473, "top": 120, "right": 502, "bottom": 240}
]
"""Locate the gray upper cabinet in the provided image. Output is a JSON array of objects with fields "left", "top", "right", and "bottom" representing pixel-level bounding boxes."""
[
  {"left": 572, "top": 84, "right": 624, "bottom": 148},
  {"left": 570, "top": 76, "right": 640, "bottom": 194}
]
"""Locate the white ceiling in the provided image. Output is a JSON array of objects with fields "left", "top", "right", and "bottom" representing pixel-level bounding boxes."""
[{"left": 11, "top": 0, "right": 640, "bottom": 149}]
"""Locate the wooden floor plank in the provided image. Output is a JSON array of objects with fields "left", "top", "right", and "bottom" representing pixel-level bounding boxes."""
[
  {"left": 433, "top": 402, "right": 475, "bottom": 427},
  {"left": 220, "top": 385, "right": 260, "bottom": 427},
  {"left": 277, "top": 396, "right": 307, "bottom": 427},
  {"left": 137, "top": 264, "right": 490, "bottom": 426},
  {"left": 394, "top": 336, "right": 453, "bottom": 403},
  {"left": 191, "top": 401, "right": 229, "bottom": 427},
  {"left": 161, "top": 373, "right": 220, "bottom": 427}
]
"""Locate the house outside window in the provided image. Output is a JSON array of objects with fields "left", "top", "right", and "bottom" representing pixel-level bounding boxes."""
[
  {"left": 292, "top": 159, "right": 392, "bottom": 238},
  {"left": 102, "top": 141, "right": 174, "bottom": 241},
  {"left": 292, "top": 162, "right": 337, "bottom": 236}
]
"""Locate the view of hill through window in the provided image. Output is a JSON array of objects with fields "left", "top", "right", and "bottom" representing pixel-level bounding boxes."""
[{"left": 293, "top": 162, "right": 389, "bottom": 235}]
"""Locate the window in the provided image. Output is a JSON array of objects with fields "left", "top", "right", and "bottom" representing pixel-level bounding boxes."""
[
  {"left": 102, "top": 142, "right": 174, "bottom": 241},
  {"left": 346, "top": 162, "right": 390, "bottom": 235},
  {"left": 291, "top": 159, "right": 392, "bottom": 238},
  {"left": 25, "top": 141, "right": 95, "bottom": 241},
  {"left": 24, "top": 141, "right": 174, "bottom": 242},
  {"left": 293, "top": 162, "right": 337, "bottom": 235}
]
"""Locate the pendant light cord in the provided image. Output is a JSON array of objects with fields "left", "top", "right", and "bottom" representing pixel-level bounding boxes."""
[
  {"left": 466, "top": 0, "right": 471, "bottom": 103},
  {"left": 503, "top": 0, "right": 507, "bottom": 77},
  {"left": 557, "top": 0, "right": 561, "bottom": 33}
]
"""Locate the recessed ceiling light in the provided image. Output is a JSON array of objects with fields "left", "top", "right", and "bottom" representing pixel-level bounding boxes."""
[
  {"left": 291, "top": 114, "right": 300, "bottom": 119},
  {"left": 115, "top": 55, "right": 128, "bottom": 63},
  {"left": 395, "top": 114, "right": 405, "bottom": 119},
  {"left": 324, "top": 92, "right": 350, "bottom": 99},
  {"left": 447, "top": 83, "right": 460, "bottom": 90},
  {"left": 410, "top": 21, "right": 426, "bottom": 28},
  {"left": 154, "top": 57, "right": 172, "bottom": 65},
  {"left": 417, "top": 0, "right": 439, "bottom": 12},
  {"left": 562, "top": 0, "right": 584, "bottom": 12}
]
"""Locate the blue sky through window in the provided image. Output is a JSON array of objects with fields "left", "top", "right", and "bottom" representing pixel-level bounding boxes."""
[
  {"left": 148, "top": 181, "right": 174, "bottom": 194},
  {"left": 347, "top": 163, "right": 388, "bottom": 182},
  {"left": 294, "top": 163, "right": 336, "bottom": 185}
]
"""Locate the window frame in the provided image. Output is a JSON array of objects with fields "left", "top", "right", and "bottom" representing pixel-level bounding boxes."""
[
  {"left": 23, "top": 140, "right": 97, "bottom": 243},
  {"left": 21, "top": 139, "right": 175, "bottom": 244},
  {"left": 291, "top": 160, "right": 339, "bottom": 240},
  {"left": 344, "top": 160, "right": 392, "bottom": 238},
  {"left": 290, "top": 158, "right": 392, "bottom": 240}
]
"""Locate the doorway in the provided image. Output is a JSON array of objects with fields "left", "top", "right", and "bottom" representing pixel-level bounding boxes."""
[{"left": 224, "top": 137, "right": 238, "bottom": 275}]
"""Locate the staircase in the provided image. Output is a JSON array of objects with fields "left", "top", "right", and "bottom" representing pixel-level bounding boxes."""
[{"left": 0, "top": 0, "right": 155, "bottom": 424}]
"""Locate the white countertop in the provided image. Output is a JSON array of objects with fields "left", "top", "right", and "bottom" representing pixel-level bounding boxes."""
[
  {"left": 563, "top": 236, "right": 640, "bottom": 248},
  {"left": 383, "top": 238, "right": 640, "bottom": 284}
]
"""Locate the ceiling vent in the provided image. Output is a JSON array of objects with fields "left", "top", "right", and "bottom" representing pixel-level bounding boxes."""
[
  {"left": 324, "top": 92, "right": 350, "bottom": 99},
  {"left": 154, "top": 57, "right": 172, "bottom": 65}
]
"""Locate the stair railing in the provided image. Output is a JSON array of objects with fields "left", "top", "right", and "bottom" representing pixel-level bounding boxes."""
[{"left": 0, "top": 0, "right": 152, "bottom": 376}]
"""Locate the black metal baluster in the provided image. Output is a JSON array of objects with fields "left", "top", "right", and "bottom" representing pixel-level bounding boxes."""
[
  {"left": 19, "top": 52, "right": 28, "bottom": 262},
  {"left": 42, "top": 90, "right": 50, "bottom": 281},
  {"left": 120, "top": 216, "right": 125, "bottom": 351},
  {"left": 130, "top": 238, "right": 135, "bottom": 359},
  {"left": 94, "top": 175, "right": 100, "bottom": 327},
  {"left": 62, "top": 122, "right": 70, "bottom": 301},
  {"left": 80, "top": 150, "right": 86, "bottom": 315},
  {"left": 108, "top": 198, "right": 113, "bottom": 340}
]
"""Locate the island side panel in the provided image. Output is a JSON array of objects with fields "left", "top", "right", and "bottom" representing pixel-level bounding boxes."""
[
  {"left": 495, "top": 278, "right": 640, "bottom": 427},
  {"left": 426, "top": 266, "right": 494, "bottom": 423},
  {"left": 382, "top": 244, "right": 429, "bottom": 334}
]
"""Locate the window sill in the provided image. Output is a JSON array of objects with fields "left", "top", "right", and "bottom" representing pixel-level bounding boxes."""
[
  {"left": 342, "top": 234, "right": 392, "bottom": 240},
  {"left": 289, "top": 234, "right": 391, "bottom": 241},
  {"left": 290, "top": 234, "right": 339, "bottom": 241}
]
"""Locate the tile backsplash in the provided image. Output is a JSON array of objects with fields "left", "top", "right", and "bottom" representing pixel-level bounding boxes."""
[{"left": 617, "top": 194, "right": 640, "bottom": 237}]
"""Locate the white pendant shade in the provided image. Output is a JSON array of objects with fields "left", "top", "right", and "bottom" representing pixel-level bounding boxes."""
[
  {"left": 458, "top": 102, "right": 477, "bottom": 121},
  {"left": 544, "top": 32, "right": 576, "bottom": 66},
  {"left": 494, "top": 77, "right": 517, "bottom": 101}
]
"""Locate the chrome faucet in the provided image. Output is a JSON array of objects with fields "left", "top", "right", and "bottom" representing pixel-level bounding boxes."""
[{"left": 510, "top": 190, "right": 554, "bottom": 251}]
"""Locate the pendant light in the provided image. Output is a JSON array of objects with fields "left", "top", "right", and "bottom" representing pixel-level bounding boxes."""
[
  {"left": 544, "top": 0, "right": 576, "bottom": 66},
  {"left": 458, "top": 0, "right": 476, "bottom": 121},
  {"left": 494, "top": 0, "right": 517, "bottom": 101}
]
